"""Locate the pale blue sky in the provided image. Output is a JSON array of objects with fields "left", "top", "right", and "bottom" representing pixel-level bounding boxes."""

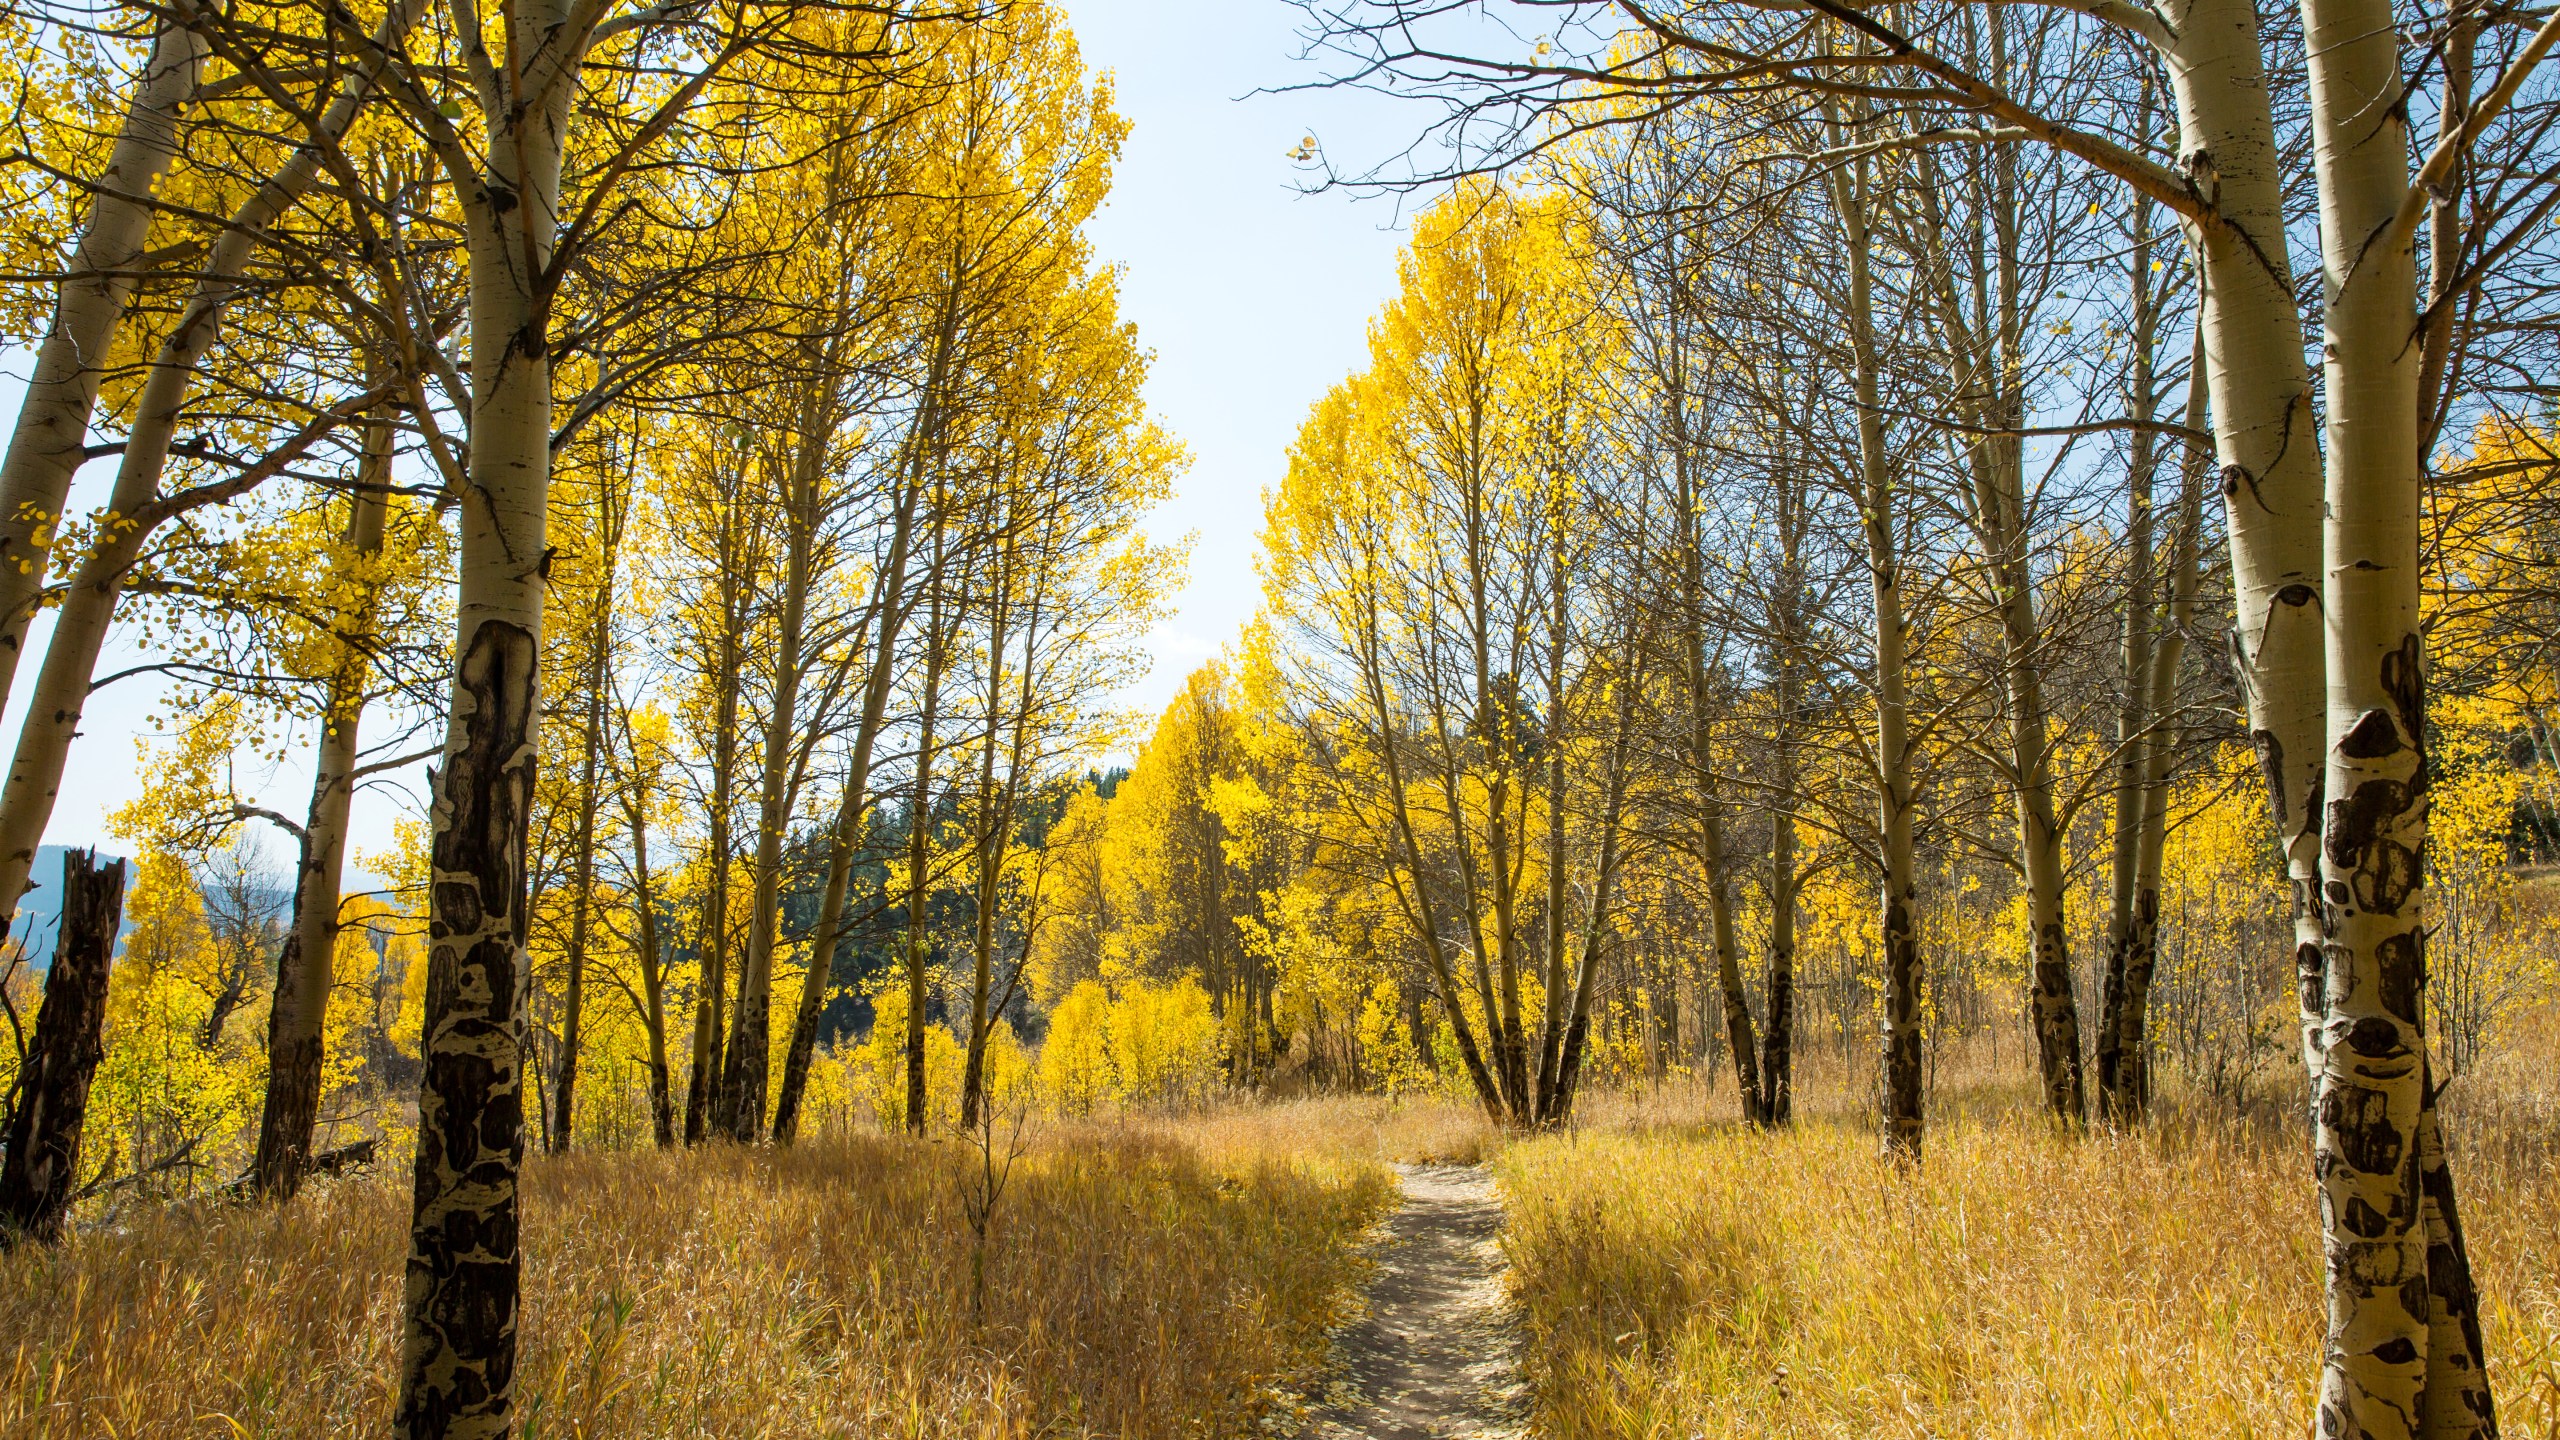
[
  {"left": 1059, "top": 0, "right": 1411, "bottom": 725},
  {"left": 15, "top": 1, "right": 1416, "bottom": 870}
]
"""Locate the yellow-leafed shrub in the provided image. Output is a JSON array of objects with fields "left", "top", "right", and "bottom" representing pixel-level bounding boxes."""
[{"left": 1037, "top": 976, "right": 1226, "bottom": 1113}]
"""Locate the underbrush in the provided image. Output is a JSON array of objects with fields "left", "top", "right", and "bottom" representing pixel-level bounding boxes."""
[
  {"left": 1497, "top": 1068, "right": 2560, "bottom": 1438},
  {"left": 0, "top": 1124, "right": 1394, "bottom": 1438}
]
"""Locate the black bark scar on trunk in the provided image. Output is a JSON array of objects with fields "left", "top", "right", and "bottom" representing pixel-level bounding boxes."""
[
  {"left": 2251, "top": 726, "right": 2286, "bottom": 823},
  {"left": 400, "top": 618, "right": 536, "bottom": 1439}
]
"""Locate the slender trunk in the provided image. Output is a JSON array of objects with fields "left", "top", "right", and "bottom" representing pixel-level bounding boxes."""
[
  {"left": 1763, "top": 496, "right": 1802, "bottom": 1125},
  {"left": 0, "top": 851, "right": 126, "bottom": 1247},
  {"left": 2415, "top": 18, "right": 2477, "bottom": 466},
  {"left": 2121, "top": 323, "right": 2210, "bottom": 1120},
  {"left": 1827, "top": 130, "right": 1924, "bottom": 1161},
  {"left": 1458, "top": 429, "right": 1531, "bottom": 1119},
  {"left": 2158, "top": 0, "right": 2328, "bottom": 1096},
  {"left": 1703, "top": 796, "right": 1766, "bottom": 1126},
  {"left": 0, "top": 10, "right": 417, "bottom": 926},
  {"left": 1977, "top": 67, "right": 2085, "bottom": 1125},
  {"left": 723, "top": 466, "right": 817, "bottom": 1142},
  {"left": 904, "top": 518, "right": 951, "bottom": 1136},
  {"left": 958, "top": 553, "right": 1011, "bottom": 1132},
  {"left": 1534, "top": 544, "right": 1570, "bottom": 1116},
  {"left": 1361, "top": 591, "right": 1504, "bottom": 1120},
  {"left": 1482, "top": 782, "right": 1530, "bottom": 1114},
  {"left": 771, "top": 538, "right": 916, "bottom": 1139},
  {"left": 548, "top": 625, "right": 608, "bottom": 1153},
  {"left": 1763, "top": 784, "right": 1798, "bottom": 1126},
  {"left": 726, "top": 347, "right": 851, "bottom": 1141},
  {"left": 1670, "top": 366, "right": 1761, "bottom": 1125},
  {"left": 625, "top": 778, "right": 674, "bottom": 1148},
  {"left": 0, "top": 22, "right": 206, "bottom": 715},
  {"left": 2100, "top": 185, "right": 2166, "bottom": 1124},
  {"left": 251, "top": 409, "right": 393, "bottom": 1199},
  {"left": 2299, "top": 0, "right": 2491, "bottom": 1427},
  {"left": 686, "top": 559, "right": 745, "bottom": 1144},
  {"left": 1545, "top": 667, "right": 1638, "bottom": 1125}
]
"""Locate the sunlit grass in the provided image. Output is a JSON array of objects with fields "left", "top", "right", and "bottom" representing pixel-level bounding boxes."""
[
  {"left": 0, "top": 1124, "right": 1394, "bottom": 1438},
  {"left": 1498, "top": 1053, "right": 2560, "bottom": 1439}
]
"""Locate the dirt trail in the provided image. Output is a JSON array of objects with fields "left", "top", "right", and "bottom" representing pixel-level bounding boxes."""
[{"left": 1303, "top": 1163, "right": 1523, "bottom": 1440}]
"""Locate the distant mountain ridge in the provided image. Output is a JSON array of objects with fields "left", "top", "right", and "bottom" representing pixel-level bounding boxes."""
[{"left": 14, "top": 844, "right": 139, "bottom": 967}]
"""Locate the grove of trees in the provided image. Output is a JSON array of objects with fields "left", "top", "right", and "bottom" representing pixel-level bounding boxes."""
[{"left": 0, "top": 0, "right": 2558, "bottom": 1437}]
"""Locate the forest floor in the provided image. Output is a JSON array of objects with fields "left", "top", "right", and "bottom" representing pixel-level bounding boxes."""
[
  {"left": 1302, "top": 1164, "right": 1524, "bottom": 1440},
  {"left": 6, "top": 1051, "right": 2558, "bottom": 1438}
]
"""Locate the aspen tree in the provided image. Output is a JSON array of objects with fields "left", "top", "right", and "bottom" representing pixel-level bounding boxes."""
[
  {"left": 1820, "top": 106, "right": 1927, "bottom": 1159},
  {"left": 0, "top": 0, "right": 424, "bottom": 930},
  {"left": 1758, "top": 459, "right": 1813, "bottom": 1125},
  {"left": 610, "top": 702, "right": 677, "bottom": 1147},
  {"left": 722, "top": 370, "right": 838, "bottom": 1140},
  {"left": 542, "top": 439, "right": 628, "bottom": 1152},
  {"left": 247, "top": 403, "right": 397, "bottom": 1199},
  {"left": 0, "top": 19, "right": 208, "bottom": 714},
  {"left": 1294, "top": 12, "right": 2517, "bottom": 1412},
  {"left": 678, "top": 437, "right": 758, "bottom": 1144},
  {"left": 1265, "top": 189, "right": 1631, "bottom": 1127},
  {"left": 772, "top": 456, "right": 926, "bottom": 1143},
  {"left": 902, "top": 497, "right": 953, "bottom": 1135},
  {"left": 2110, "top": 319, "right": 2211, "bottom": 1120},
  {"left": 2294, "top": 0, "right": 2547, "bottom": 1426},
  {"left": 2097, "top": 187, "right": 2182, "bottom": 1123},
  {"left": 380, "top": 0, "right": 853, "bottom": 1425}
]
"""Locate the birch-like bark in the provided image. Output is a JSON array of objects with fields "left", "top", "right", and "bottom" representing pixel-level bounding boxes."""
[
  {"left": 250, "top": 408, "right": 393, "bottom": 1199},
  {"left": 0, "top": 9, "right": 416, "bottom": 925},
  {"left": 0, "top": 21, "right": 207, "bottom": 715},
  {"left": 2109, "top": 323, "right": 2210, "bottom": 1122},
  {"left": 1905, "top": 87, "right": 2083, "bottom": 1125},
  {"left": 2299, "top": 0, "right": 2491, "bottom": 1426},
  {"left": 2154, "top": 0, "right": 2329, "bottom": 1091},
  {"left": 0, "top": 851, "right": 125, "bottom": 1248},
  {"left": 396, "top": 37, "right": 577, "bottom": 1440}
]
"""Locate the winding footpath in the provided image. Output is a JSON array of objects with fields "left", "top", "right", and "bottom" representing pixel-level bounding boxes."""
[{"left": 1303, "top": 1164, "right": 1525, "bottom": 1440}]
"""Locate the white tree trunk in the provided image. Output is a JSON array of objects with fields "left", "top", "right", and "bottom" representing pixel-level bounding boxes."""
[
  {"left": 397, "top": 90, "right": 569, "bottom": 1438},
  {"left": 0, "top": 1, "right": 415, "bottom": 925},
  {"left": 0, "top": 21, "right": 206, "bottom": 716},
  {"left": 2158, "top": 0, "right": 2329, "bottom": 1086},
  {"left": 2297, "top": 0, "right": 2492, "bottom": 1428}
]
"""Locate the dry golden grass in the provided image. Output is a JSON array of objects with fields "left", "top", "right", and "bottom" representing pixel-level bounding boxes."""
[
  {"left": 15, "top": 1043, "right": 2555, "bottom": 1440},
  {"left": 0, "top": 1124, "right": 1393, "bottom": 1438},
  {"left": 1146, "top": 1093, "right": 1500, "bottom": 1169},
  {"left": 1499, "top": 1051, "right": 2560, "bottom": 1439}
]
